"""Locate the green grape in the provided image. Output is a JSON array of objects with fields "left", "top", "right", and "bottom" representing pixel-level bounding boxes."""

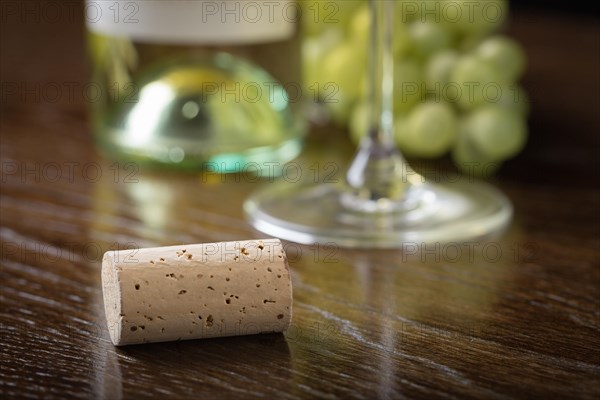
[
  {"left": 358, "top": 72, "right": 369, "bottom": 102},
  {"left": 394, "top": 59, "right": 424, "bottom": 113},
  {"left": 458, "top": 34, "right": 486, "bottom": 53},
  {"left": 394, "top": 115, "right": 410, "bottom": 150},
  {"left": 335, "top": 0, "right": 365, "bottom": 32},
  {"left": 407, "top": 21, "right": 452, "bottom": 59},
  {"left": 301, "top": 0, "right": 326, "bottom": 37},
  {"left": 349, "top": 4, "right": 370, "bottom": 49},
  {"left": 476, "top": 35, "right": 526, "bottom": 82},
  {"left": 350, "top": 3, "right": 411, "bottom": 57},
  {"left": 450, "top": 54, "right": 508, "bottom": 110},
  {"left": 392, "top": 8, "right": 412, "bottom": 57},
  {"left": 301, "top": 0, "right": 362, "bottom": 36},
  {"left": 463, "top": 106, "right": 527, "bottom": 161},
  {"left": 302, "top": 17, "right": 325, "bottom": 38},
  {"left": 494, "top": 85, "right": 530, "bottom": 116},
  {"left": 317, "top": 27, "right": 346, "bottom": 61},
  {"left": 349, "top": 101, "right": 370, "bottom": 145},
  {"left": 322, "top": 41, "right": 365, "bottom": 100},
  {"left": 440, "top": 0, "right": 508, "bottom": 38},
  {"left": 452, "top": 124, "right": 502, "bottom": 177},
  {"left": 321, "top": 39, "right": 367, "bottom": 125},
  {"left": 302, "top": 38, "right": 323, "bottom": 92},
  {"left": 425, "top": 50, "right": 459, "bottom": 96},
  {"left": 319, "top": 26, "right": 346, "bottom": 49},
  {"left": 302, "top": 28, "right": 344, "bottom": 93},
  {"left": 402, "top": 102, "right": 458, "bottom": 158},
  {"left": 328, "top": 96, "right": 356, "bottom": 126}
]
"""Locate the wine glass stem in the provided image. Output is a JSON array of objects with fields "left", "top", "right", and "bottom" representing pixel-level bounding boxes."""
[
  {"left": 345, "top": 1, "right": 418, "bottom": 209},
  {"left": 368, "top": 0, "right": 394, "bottom": 147}
]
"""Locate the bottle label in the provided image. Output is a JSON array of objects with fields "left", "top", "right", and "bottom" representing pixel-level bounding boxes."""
[{"left": 85, "top": 1, "right": 296, "bottom": 44}]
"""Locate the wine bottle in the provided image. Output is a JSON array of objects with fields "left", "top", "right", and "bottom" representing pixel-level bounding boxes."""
[{"left": 86, "top": 0, "right": 305, "bottom": 172}]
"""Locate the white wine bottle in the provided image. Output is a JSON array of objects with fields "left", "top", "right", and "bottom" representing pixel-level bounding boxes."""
[{"left": 86, "top": 0, "right": 305, "bottom": 172}]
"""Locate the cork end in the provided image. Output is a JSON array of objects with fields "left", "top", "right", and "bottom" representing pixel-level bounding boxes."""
[{"left": 101, "top": 251, "right": 123, "bottom": 346}]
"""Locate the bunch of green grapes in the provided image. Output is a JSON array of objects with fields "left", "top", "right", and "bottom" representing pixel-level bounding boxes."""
[{"left": 302, "top": 0, "right": 528, "bottom": 176}]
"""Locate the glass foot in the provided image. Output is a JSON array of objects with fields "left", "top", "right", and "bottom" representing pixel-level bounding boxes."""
[{"left": 244, "top": 180, "right": 512, "bottom": 248}]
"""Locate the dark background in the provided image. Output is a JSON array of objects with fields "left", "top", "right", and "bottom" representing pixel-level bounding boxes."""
[{"left": 514, "top": 0, "right": 600, "bottom": 15}]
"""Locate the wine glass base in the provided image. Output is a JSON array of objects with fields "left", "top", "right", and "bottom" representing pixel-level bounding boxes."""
[{"left": 244, "top": 180, "right": 512, "bottom": 248}]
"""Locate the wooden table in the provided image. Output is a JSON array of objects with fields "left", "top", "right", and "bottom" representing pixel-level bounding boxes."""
[{"left": 1, "top": 3, "right": 599, "bottom": 399}]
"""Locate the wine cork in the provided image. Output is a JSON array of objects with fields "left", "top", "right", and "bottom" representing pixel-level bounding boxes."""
[{"left": 102, "top": 238, "right": 292, "bottom": 346}]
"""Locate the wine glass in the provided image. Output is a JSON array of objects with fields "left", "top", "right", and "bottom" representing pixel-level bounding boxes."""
[{"left": 244, "top": 0, "right": 512, "bottom": 248}]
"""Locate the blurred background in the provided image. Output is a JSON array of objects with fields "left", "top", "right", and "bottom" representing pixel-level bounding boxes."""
[{"left": 1, "top": 0, "right": 599, "bottom": 185}]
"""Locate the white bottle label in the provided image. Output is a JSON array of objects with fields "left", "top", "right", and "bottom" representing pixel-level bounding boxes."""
[{"left": 85, "top": 0, "right": 296, "bottom": 44}]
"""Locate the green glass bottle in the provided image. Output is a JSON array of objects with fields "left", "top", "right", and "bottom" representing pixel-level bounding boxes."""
[{"left": 86, "top": 0, "right": 305, "bottom": 173}]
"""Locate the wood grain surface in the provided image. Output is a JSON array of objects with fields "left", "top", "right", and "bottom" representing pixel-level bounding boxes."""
[{"left": 1, "top": 2, "right": 599, "bottom": 399}]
